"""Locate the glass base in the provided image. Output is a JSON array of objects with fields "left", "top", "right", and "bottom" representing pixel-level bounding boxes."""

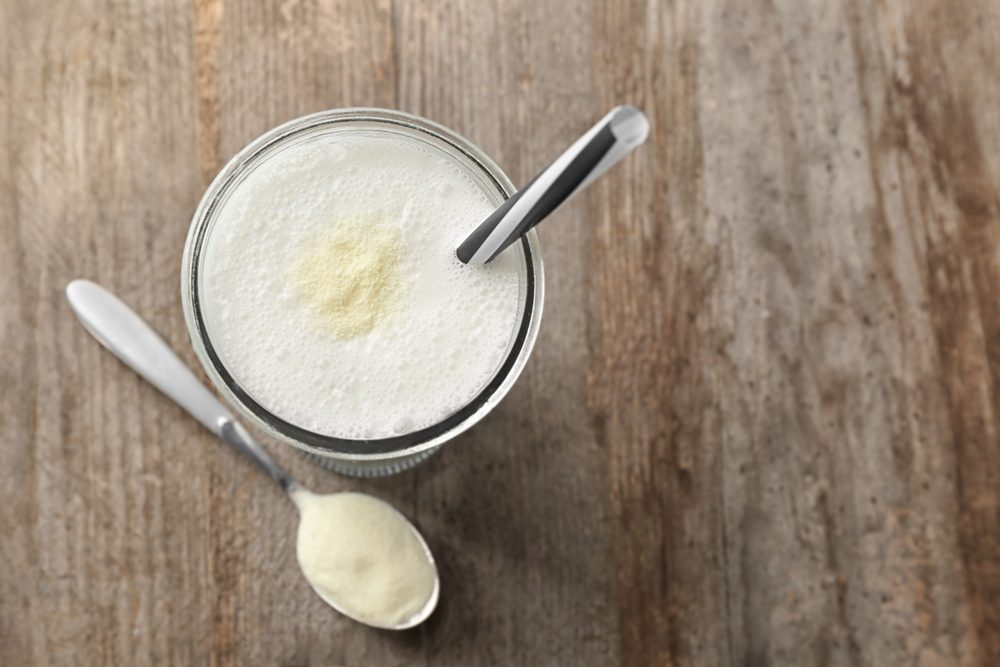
[{"left": 301, "top": 446, "right": 441, "bottom": 477}]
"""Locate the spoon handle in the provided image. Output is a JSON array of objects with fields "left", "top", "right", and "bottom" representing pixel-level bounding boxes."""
[
  {"left": 66, "top": 280, "right": 294, "bottom": 490},
  {"left": 456, "top": 105, "right": 649, "bottom": 264}
]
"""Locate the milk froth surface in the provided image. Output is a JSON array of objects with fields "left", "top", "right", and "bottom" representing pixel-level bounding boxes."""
[{"left": 201, "top": 132, "right": 521, "bottom": 439}]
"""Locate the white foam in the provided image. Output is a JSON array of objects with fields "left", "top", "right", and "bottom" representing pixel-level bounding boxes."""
[{"left": 201, "top": 130, "right": 521, "bottom": 439}]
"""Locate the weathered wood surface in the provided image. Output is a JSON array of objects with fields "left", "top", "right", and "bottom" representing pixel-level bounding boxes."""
[{"left": 2, "top": 0, "right": 998, "bottom": 665}]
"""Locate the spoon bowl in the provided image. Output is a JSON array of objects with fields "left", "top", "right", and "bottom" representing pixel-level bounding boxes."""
[{"left": 302, "top": 501, "right": 441, "bottom": 630}]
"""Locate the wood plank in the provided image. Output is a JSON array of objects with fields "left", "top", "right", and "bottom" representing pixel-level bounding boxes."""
[
  {"left": 395, "top": 2, "right": 619, "bottom": 664},
  {"left": 2, "top": 1, "right": 212, "bottom": 664},
  {"left": 585, "top": 0, "right": 1000, "bottom": 664}
]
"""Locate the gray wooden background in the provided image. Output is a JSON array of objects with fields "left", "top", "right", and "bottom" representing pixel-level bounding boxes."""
[{"left": 1, "top": 0, "right": 998, "bottom": 665}]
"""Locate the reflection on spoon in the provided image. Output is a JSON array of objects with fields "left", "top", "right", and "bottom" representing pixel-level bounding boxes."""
[{"left": 65, "top": 279, "right": 439, "bottom": 630}]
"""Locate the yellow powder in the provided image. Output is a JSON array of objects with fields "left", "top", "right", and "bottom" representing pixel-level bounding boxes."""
[{"left": 293, "top": 219, "right": 403, "bottom": 338}]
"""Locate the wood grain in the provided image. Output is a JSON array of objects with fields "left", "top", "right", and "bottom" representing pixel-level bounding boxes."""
[{"left": 2, "top": 0, "right": 998, "bottom": 665}]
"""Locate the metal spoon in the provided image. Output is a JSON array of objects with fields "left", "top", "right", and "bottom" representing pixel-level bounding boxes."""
[
  {"left": 457, "top": 105, "right": 649, "bottom": 264},
  {"left": 65, "top": 279, "right": 439, "bottom": 630}
]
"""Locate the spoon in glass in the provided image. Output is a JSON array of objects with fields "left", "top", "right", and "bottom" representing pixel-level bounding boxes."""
[
  {"left": 457, "top": 105, "right": 649, "bottom": 264},
  {"left": 65, "top": 279, "right": 439, "bottom": 630}
]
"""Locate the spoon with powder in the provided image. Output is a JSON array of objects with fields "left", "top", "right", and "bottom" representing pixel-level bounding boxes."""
[{"left": 65, "top": 279, "right": 439, "bottom": 630}]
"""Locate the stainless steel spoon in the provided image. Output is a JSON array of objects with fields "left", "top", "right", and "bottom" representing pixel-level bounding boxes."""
[
  {"left": 457, "top": 105, "right": 649, "bottom": 264},
  {"left": 65, "top": 279, "right": 439, "bottom": 630}
]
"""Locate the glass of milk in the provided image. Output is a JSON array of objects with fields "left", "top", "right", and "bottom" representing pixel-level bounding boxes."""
[{"left": 181, "top": 108, "right": 544, "bottom": 476}]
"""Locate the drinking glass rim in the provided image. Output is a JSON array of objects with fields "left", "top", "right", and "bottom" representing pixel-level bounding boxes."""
[{"left": 181, "top": 108, "right": 543, "bottom": 462}]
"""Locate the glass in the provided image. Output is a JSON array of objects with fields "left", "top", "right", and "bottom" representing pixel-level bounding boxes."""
[{"left": 181, "top": 108, "right": 544, "bottom": 476}]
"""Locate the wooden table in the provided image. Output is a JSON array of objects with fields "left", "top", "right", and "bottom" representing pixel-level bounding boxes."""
[{"left": 2, "top": 1, "right": 998, "bottom": 665}]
